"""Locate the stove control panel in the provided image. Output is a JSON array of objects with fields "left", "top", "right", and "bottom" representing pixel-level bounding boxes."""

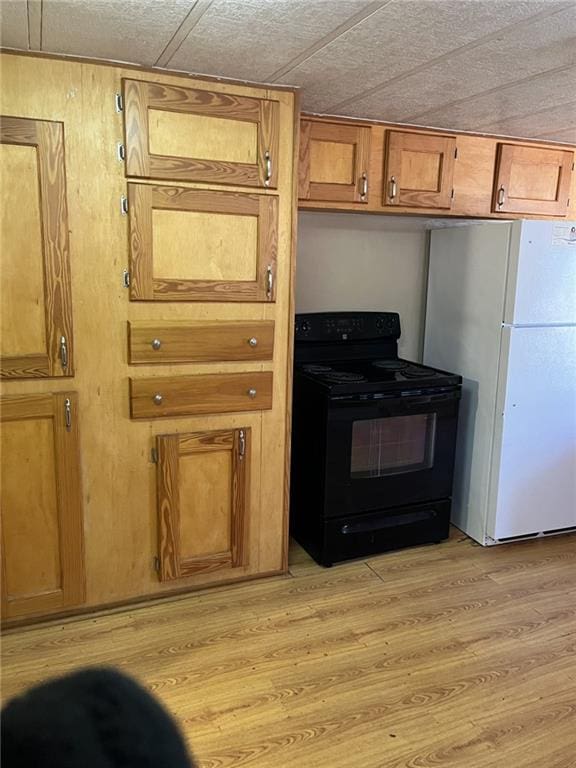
[{"left": 295, "top": 312, "right": 400, "bottom": 342}]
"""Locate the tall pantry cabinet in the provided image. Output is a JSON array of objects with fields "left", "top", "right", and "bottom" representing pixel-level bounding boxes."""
[{"left": 0, "top": 53, "right": 298, "bottom": 625}]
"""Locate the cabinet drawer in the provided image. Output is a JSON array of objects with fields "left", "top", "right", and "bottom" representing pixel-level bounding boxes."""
[
  {"left": 130, "top": 371, "right": 273, "bottom": 418},
  {"left": 128, "top": 321, "right": 274, "bottom": 364}
]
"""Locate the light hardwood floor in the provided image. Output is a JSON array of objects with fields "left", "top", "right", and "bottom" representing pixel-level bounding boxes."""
[{"left": 2, "top": 528, "right": 576, "bottom": 767}]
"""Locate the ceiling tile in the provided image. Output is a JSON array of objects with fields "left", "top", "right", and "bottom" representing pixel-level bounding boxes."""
[
  {"left": 41, "top": 0, "right": 194, "bottom": 65},
  {"left": 278, "top": 0, "right": 559, "bottom": 113},
  {"left": 0, "top": 0, "right": 29, "bottom": 49},
  {"left": 477, "top": 101, "right": 576, "bottom": 139},
  {"left": 168, "top": 0, "right": 368, "bottom": 82}
]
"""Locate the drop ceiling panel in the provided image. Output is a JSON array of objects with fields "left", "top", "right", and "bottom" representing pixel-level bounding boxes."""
[
  {"left": 0, "top": 1, "right": 29, "bottom": 49},
  {"left": 277, "top": 0, "right": 557, "bottom": 113},
  {"left": 41, "top": 0, "right": 194, "bottom": 66},
  {"left": 168, "top": 0, "right": 366, "bottom": 82}
]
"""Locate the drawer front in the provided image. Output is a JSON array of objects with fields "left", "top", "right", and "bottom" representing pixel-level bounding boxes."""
[
  {"left": 130, "top": 371, "right": 273, "bottom": 418},
  {"left": 128, "top": 321, "right": 274, "bottom": 364}
]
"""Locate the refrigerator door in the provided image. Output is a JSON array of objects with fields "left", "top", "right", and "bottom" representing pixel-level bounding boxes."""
[
  {"left": 505, "top": 220, "right": 576, "bottom": 326},
  {"left": 487, "top": 325, "right": 576, "bottom": 540}
]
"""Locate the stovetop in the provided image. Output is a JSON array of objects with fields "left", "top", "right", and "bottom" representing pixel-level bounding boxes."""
[{"left": 296, "top": 358, "right": 461, "bottom": 395}]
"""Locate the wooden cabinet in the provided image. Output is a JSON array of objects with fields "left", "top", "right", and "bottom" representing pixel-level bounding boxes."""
[
  {"left": 128, "top": 183, "right": 278, "bottom": 302},
  {"left": 1, "top": 393, "right": 85, "bottom": 621},
  {"left": 493, "top": 144, "right": 574, "bottom": 216},
  {"left": 122, "top": 79, "right": 279, "bottom": 188},
  {"left": 156, "top": 428, "right": 250, "bottom": 580},
  {"left": 299, "top": 119, "right": 371, "bottom": 204},
  {"left": 128, "top": 321, "right": 275, "bottom": 364},
  {"left": 0, "top": 116, "right": 74, "bottom": 379},
  {"left": 130, "top": 372, "right": 273, "bottom": 419},
  {"left": 384, "top": 130, "right": 456, "bottom": 209}
]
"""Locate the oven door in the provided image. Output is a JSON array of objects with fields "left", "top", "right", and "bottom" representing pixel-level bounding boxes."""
[{"left": 324, "top": 389, "right": 460, "bottom": 517}]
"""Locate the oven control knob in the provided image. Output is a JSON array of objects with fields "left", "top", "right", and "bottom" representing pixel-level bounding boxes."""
[{"left": 301, "top": 321, "right": 310, "bottom": 333}]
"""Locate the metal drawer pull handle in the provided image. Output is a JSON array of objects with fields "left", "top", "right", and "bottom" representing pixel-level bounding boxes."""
[
  {"left": 247, "top": 388, "right": 257, "bottom": 398},
  {"left": 360, "top": 172, "right": 368, "bottom": 200},
  {"left": 248, "top": 337, "right": 258, "bottom": 347},
  {"left": 389, "top": 176, "right": 397, "bottom": 200},
  {"left": 264, "top": 150, "right": 272, "bottom": 187},
  {"left": 151, "top": 338, "right": 162, "bottom": 350},
  {"left": 153, "top": 393, "right": 163, "bottom": 405},
  {"left": 497, "top": 186, "right": 506, "bottom": 207}
]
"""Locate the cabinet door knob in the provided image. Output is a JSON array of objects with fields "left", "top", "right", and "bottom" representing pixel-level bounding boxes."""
[
  {"left": 153, "top": 393, "right": 163, "bottom": 405},
  {"left": 247, "top": 388, "right": 257, "bottom": 399},
  {"left": 248, "top": 337, "right": 258, "bottom": 347},
  {"left": 151, "top": 338, "right": 162, "bottom": 350}
]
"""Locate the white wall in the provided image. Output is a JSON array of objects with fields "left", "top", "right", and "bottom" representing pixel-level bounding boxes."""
[{"left": 296, "top": 212, "right": 429, "bottom": 360}]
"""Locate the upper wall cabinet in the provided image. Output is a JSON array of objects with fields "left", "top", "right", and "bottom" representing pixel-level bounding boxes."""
[
  {"left": 493, "top": 144, "right": 574, "bottom": 217},
  {"left": 0, "top": 116, "right": 74, "bottom": 379},
  {"left": 128, "top": 183, "right": 278, "bottom": 302},
  {"left": 384, "top": 130, "right": 456, "bottom": 209},
  {"left": 122, "top": 79, "right": 279, "bottom": 188},
  {"left": 299, "top": 119, "right": 371, "bottom": 204}
]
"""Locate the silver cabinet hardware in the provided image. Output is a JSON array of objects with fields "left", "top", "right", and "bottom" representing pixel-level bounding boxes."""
[
  {"left": 247, "top": 388, "right": 257, "bottom": 399},
  {"left": 115, "top": 92, "right": 124, "bottom": 112},
  {"left": 360, "top": 172, "right": 368, "bottom": 201},
  {"left": 151, "top": 338, "right": 162, "bottom": 350},
  {"left": 389, "top": 176, "right": 397, "bottom": 201},
  {"left": 117, "top": 142, "right": 126, "bottom": 162},
  {"left": 266, "top": 264, "right": 274, "bottom": 300},
  {"left": 64, "top": 398, "right": 72, "bottom": 431},
  {"left": 248, "top": 337, "right": 258, "bottom": 347},
  {"left": 153, "top": 556, "right": 160, "bottom": 572},
  {"left": 120, "top": 195, "right": 128, "bottom": 215},
  {"left": 497, "top": 186, "right": 506, "bottom": 208},
  {"left": 264, "top": 150, "right": 272, "bottom": 187},
  {"left": 239, "top": 429, "right": 246, "bottom": 459},
  {"left": 59, "top": 335, "right": 68, "bottom": 369},
  {"left": 150, "top": 447, "right": 158, "bottom": 463},
  {"left": 153, "top": 394, "right": 163, "bottom": 405},
  {"left": 123, "top": 269, "right": 130, "bottom": 288}
]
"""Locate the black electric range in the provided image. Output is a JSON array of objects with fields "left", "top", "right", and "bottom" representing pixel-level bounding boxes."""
[{"left": 290, "top": 311, "right": 462, "bottom": 566}]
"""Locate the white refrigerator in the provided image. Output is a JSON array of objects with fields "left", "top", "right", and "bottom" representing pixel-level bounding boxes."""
[{"left": 424, "top": 220, "right": 576, "bottom": 545}]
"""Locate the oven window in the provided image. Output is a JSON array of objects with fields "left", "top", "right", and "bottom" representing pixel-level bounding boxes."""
[{"left": 350, "top": 414, "right": 437, "bottom": 478}]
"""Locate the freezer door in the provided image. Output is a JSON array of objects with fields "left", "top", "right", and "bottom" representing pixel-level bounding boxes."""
[
  {"left": 505, "top": 220, "right": 576, "bottom": 325},
  {"left": 487, "top": 326, "right": 576, "bottom": 540}
]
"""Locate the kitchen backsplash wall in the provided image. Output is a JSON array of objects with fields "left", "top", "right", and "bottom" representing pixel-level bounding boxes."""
[{"left": 296, "top": 213, "right": 429, "bottom": 360}]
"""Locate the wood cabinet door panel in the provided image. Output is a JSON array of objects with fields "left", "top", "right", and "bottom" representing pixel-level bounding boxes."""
[
  {"left": 299, "top": 120, "right": 371, "bottom": 204},
  {"left": 123, "top": 79, "right": 279, "bottom": 188},
  {"left": 1, "top": 116, "right": 74, "bottom": 378},
  {"left": 156, "top": 428, "right": 250, "bottom": 580},
  {"left": 384, "top": 130, "right": 456, "bottom": 209},
  {"left": 1, "top": 392, "right": 85, "bottom": 621},
  {"left": 130, "top": 371, "right": 273, "bottom": 419},
  {"left": 128, "top": 321, "right": 275, "bottom": 364},
  {"left": 493, "top": 144, "right": 574, "bottom": 216},
  {"left": 128, "top": 183, "right": 278, "bottom": 302}
]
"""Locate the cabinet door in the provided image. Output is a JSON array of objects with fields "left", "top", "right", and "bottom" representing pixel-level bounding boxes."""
[
  {"left": 299, "top": 120, "right": 371, "bottom": 204},
  {"left": 493, "top": 144, "right": 574, "bottom": 216},
  {"left": 384, "top": 130, "right": 456, "bottom": 209},
  {"left": 128, "top": 183, "right": 278, "bottom": 302},
  {"left": 1, "top": 393, "right": 85, "bottom": 621},
  {"left": 123, "top": 79, "right": 279, "bottom": 188},
  {"left": 156, "top": 428, "right": 250, "bottom": 580},
  {"left": 0, "top": 116, "right": 74, "bottom": 378}
]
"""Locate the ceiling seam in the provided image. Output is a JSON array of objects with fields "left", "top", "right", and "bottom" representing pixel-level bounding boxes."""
[
  {"left": 26, "top": 0, "right": 31, "bottom": 49},
  {"left": 154, "top": 0, "right": 214, "bottom": 68},
  {"left": 470, "top": 100, "right": 576, "bottom": 134},
  {"left": 266, "top": 0, "right": 393, "bottom": 83},
  {"left": 531, "top": 125, "right": 576, "bottom": 139},
  {"left": 325, "top": 1, "right": 575, "bottom": 113},
  {"left": 26, "top": 0, "right": 42, "bottom": 51},
  {"left": 402, "top": 63, "right": 576, "bottom": 124}
]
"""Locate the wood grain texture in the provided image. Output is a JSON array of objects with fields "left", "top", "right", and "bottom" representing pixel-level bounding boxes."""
[
  {"left": 130, "top": 371, "right": 273, "bottom": 419},
  {"left": 0, "top": 116, "right": 74, "bottom": 378},
  {"left": 385, "top": 130, "right": 456, "bottom": 209},
  {"left": 128, "top": 321, "right": 275, "bottom": 364},
  {"left": 0, "top": 392, "right": 85, "bottom": 621},
  {"left": 2, "top": 528, "right": 576, "bottom": 768},
  {"left": 493, "top": 144, "right": 574, "bottom": 216},
  {"left": 156, "top": 428, "right": 250, "bottom": 580},
  {"left": 122, "top": 78, "right": 279, "bottom": 188},
  {"left": 128, "top": 184, "right": 278, "bottom": 302}
]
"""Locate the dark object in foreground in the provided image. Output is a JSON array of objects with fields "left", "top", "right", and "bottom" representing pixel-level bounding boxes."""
[{"left": 1, "top": 667, "right": 195, "bottom": 768}]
